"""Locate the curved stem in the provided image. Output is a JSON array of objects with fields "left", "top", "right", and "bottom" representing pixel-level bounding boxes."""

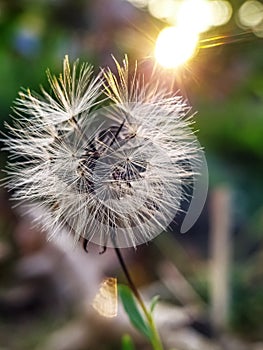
[{"left": 114, "top": 246, "right": 164, "bottom": 350}]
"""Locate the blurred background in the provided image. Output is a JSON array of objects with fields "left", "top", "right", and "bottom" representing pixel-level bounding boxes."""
[{"left": 0, "top": 0, "right": 263, "bottom": 349}]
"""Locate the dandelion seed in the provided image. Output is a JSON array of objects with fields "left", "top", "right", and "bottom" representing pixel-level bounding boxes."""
[{"left": 2, "top": 55, "right": 201, "bottom": 249}]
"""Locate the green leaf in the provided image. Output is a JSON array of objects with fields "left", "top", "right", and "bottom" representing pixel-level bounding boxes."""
[
  {"left": 150, "top": 295, "right": 160, "bottom": 314},
  {"left": 121, "top": 334, "right": 135, "bottom": 350},
  {"left": 118, "top": 284, "right": 152, "bottom": 339}
]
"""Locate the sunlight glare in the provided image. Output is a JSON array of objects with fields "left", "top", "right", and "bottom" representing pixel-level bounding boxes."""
[{"left": 154, "top": 26, "right": 199, "bottom": 69}]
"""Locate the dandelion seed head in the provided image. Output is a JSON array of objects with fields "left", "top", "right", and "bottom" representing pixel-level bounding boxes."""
[{"left": 2, "top": 56, "right": 206, "bottom": 248}]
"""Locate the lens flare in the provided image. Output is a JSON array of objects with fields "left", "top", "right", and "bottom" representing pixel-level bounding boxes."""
[{"left": 155, "top": 26, "right": 199, "bottom": 68}]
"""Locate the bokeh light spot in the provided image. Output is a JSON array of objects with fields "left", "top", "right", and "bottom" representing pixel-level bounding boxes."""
[
  {"left": 147, "top": 0, "right": 232, "bottom": 30},
  {"left": 154, "top": 26, "right": 199, "bottom": 69},
  {"left": 176, "top": 0, "right": 213, "bottom": 33},
  {"left": 148, "top": 0, "right": 181, "bottom": 23},
  {"left": 210, "top": 1, "right": 233, "bottom": 26},
  {"left": 253, "top": 20, "right": 263, "bottom": 37},
  {"left": 126, "top": 0, "right": 149, "bottom": 9},
  {"left": 238, "top": 0, "right": 263, "bottom": 28}
]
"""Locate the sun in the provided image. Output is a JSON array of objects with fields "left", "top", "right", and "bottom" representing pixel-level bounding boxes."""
[{"left": 154, "top": 26, "right": 199, "bottom": 69}]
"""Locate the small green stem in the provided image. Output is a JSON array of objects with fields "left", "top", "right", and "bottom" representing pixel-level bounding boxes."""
[{"left": 114, "top": 246, "right": 164, "bottom": 350}]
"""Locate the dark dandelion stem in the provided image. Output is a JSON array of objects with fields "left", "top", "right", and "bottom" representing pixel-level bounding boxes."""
[
  {"left": 113, "top": 244, "right": 164, "bottom": 350},
  {"left": 114, "top": 246, "right": 147, "bottom": 313}
]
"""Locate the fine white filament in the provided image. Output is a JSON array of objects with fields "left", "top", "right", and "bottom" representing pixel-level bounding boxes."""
[{"left": 3, "top": 56, "right": 200, "bottom": 248}]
